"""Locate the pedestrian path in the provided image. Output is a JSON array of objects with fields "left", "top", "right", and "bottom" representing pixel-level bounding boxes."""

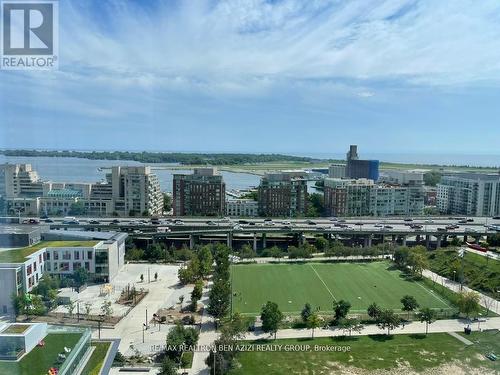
[{"left": 448, "top": 331, "right": 473, "bottom": 345}]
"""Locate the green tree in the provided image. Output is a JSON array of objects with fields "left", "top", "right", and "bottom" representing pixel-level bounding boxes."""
[
  {"left": 307, "top": 312, "right": 322, "bottom": 338},
  {"left": 66, "top": 300, "right": 75, "bottom": 317},
  {"left": 424, "top": 171, "right": 442, "bottom": 186},
  {"left": 163, "top": 193, "right": 172, "bottom": 212},
  {"left": 400, "top": 295, "right": 419, "bottom": 320},
  {"left": 197, "top": 246, "right": 213, "bottom": 278},
  {"left": 68, "top": 201, "right": 87, "bottom": 216},
  {"left": 367, "top": 302, "right": 382, "bottom": 320},
  {"left": 457, "top": 291, "right": 481, "bottom": 319},
  {"left": 408, "top": 249, "right": 429, "bottom": 277},
  {"left": 267, "top": 246, "right": 283, "bottom": 260},
  {"left": 159, "top": 358, "right": 177, "bottom": 375},
  {"left": 417, "top": 307, "right": 436, "bottom": 335},
  {"left": 207, "top": 279, "right": 230, "bottom": 323},
  {"left": 394, "top": 247, "right": 410, "bottom": 268},
  {"left": 315, "top": 237, "right": 328, "bottom": 252},
  {"left": 337, "top": 317, "right": 364, "bottom": 336},
  {"left": 191, "top": 280, "right": 203, "bottom": 303},
  {"left": 100, "top": 300, "right": 113, "bottom": 318},
  {"left": 377, "top": 309, "right": 401, "bottom": 335},
  {"left": 260, "top": 301, "right": 283, "bottom": 339},
  {"left": 73, "top": 267, "right": 89, "bottom": 289},
  {"left": 239, "top": 244, "right": 257, "bottom": 259},
  {"left": 301, "top": 303, "right": 312, "bottom": 323},
  {"left": 333, "top": 300, "right": 351, "bottom": 322}
]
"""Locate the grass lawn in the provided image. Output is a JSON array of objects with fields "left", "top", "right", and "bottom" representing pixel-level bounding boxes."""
[
  {"left": 1, "top": 324, "right": 30, "bottom": 334},
  {"left": 0, "top": 241, "right": 99, "bottom": 263},
  {"left": 0, "top": 332, "right": 82, "bottom": 375},
  {"left": 231, "top": 261, "right": 451, "bottom": 315},
  {"left": 81, "top": 341, "right": 111, "bottom": 375},
  {"left": 229, "top": 331, "right": 500, "bottom": 374}
]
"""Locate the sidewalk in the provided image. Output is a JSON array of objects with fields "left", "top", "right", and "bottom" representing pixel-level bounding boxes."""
[
  {"left": 243, "top": 317, "right": 500, "bottom": 341},
  {"left": 423, "top": 269, "right": 500, "bottom": 315}
]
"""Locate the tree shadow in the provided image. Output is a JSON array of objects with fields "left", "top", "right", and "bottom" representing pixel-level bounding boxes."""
[
  {"left": 408, "top": 333, "right": 427, "bottom": 340},
  {"left": 368, "top": 334, "right": 395, "bottom": 342}
]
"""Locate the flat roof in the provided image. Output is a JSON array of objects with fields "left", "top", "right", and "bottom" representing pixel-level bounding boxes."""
[
  {"left": 0, "top": 225, "right": 40, "bottom": 235},
  {"left": 0, "top": 241, "right": 99, "bottom": 264}
]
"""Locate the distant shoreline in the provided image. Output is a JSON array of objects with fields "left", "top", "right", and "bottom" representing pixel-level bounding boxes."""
[{"left": 0, "top": 150, "right": 498, "bottom": 172}]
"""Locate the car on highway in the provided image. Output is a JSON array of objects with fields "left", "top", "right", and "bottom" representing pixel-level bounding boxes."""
[
  {"left": 206, "top": 221, "right": 218, "bottom": 226},
  {"left": 110, "top": 219, "right": 120, "bottom": 224},
  {"left": 404, "top": 218, "right": 413, "bottom": 222},
  {"left": 248, "top": 222, "right": 256, "bottom": 226},
  {"left": 63, "top": 219, "right": 80, "bottom": 225},
  {"left": 437, "top": 227, "right": 446, "bottom": 232},
  {"left": 238, "top": 220, "right": 249, "bottom": 225},
  {"left": 174, "top": 220, "right": 184, "bottom": 225},
  {"left": 44, "top": 218, "right": 54, "bottom": 223},
  {"left": 89, "top": 219, "right": 100, "bottom": 224},
  {"left": 425, "top": 220, "right": 434, "bottom": 224},
  {"left": 383, "top": 225, "right": 393, "bottom": 229},
  {"left": 493, "top": 216, "right": 500, "bottom": 220},
  {"left": 329, "top": 217, "right": 337, "bottom": 221},
  {"left": 282, "top": 221, "right": 291, "bottom": 225},
  {"left": 374, "top": 223, "right": 383, "bottom": 227},
  {"left": 307, "top": 220, "right": 317, "bottom": 225}
]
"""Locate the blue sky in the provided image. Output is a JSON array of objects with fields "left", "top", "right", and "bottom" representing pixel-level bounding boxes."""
[{"left": 1, "top": 0, "right": 500, "bottom": 155}]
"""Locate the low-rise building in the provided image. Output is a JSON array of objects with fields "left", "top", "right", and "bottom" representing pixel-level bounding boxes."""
[
  {"left": 328, "top": 164, "right": 346, "bottom": 178},
  {"left": 226, "top": 199, "right": 258, "bottom": 217},
  {"left": 0, "top": 234, "right": 126, "bottom": 315}
]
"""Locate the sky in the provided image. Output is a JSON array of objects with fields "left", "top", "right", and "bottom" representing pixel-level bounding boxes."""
[{"left": 1, "top": 0, "right": 500, "bottom": 156}]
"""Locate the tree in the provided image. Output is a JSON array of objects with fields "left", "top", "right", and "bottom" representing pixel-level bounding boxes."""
[
  {"left": 179, "top": 295, "right": 185, "bottom": 308},
  {"left": 239, "top": 244, "right": 257, "bottom": 259},
  {"left": 367, "top": 302, "right": 382, "bottom": 320},
  {"left": 207, "top": 279, "right": 230, "bottom": 323},
  {"left": 301, "top": 303, "right": 312, "bottom": 323},
  {"left": 197, "top": 246, "right": 213, "bottom": 278},
  {"left": 267, "top": 246, "right": 283, "bottom": 261},
  {"left": 73, "top": 267, "right": 89, "bottom": 289},
  {"left": 338, "top": 317, "right": 364, "bottom": 336},
  {"left": 66, "top": 300, "right": 75, "bottom": 317},
  {"left": 424, "top": 171, "right": 442, "bottom": 186},
  {"left": 307, "top": 312, "right": 322, "bottom": 338},
  {"left": 417, "top": 307, "right": 436, "bottom": 335},
  {"left": 100, "top": 300, "right": 113, "bottom": 318},
  {"left": 407, "top": 250, "right": 429, "bottom": 277},
  {"left": 84, "top": 302, "right": 92, "bottom": 316},
  {"left": 159, "top": 358, "right": 177, "bottom": 375},
  {"left": 457, "top": 291, "right": 481, "bottom": 319},
  {"left": 393, "top": 247, "right": 410, "bottom": 268},
  {"left": 315, "top": 237, "right": 328, "bottom": 252},
  {"left": 163, "top": 193, "right": 172, "bottom": 212},
  {"left": 333, "top": 300, "right": 351, "bottom": 322},
  {"left": 191, "top": 280, "right": 203, "bottom": 304},
  {"left": 68, "top": 201, "right": 87, "bottom": 216},
  {"left": 260, "top": 301, "right": 283, "bottom": 339},
  {"left": 377, "top": 309, "right": 401, "bottom": 335},
  {"left": 400, "top": 295, "right": 419, "bottom": 320}
]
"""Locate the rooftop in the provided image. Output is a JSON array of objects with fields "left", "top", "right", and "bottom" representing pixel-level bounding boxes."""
[
  {"left": 0, "top": 241, "right": 99, "bottom": 264},
  {"left": 0, "top": 225, "right": 40, "bottom": 235}
]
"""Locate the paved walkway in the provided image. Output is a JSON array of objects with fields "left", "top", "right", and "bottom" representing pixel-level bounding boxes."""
[
  {"left": 190, "top": 282, "right": 218, "bottom": 375},
  {"left": 243, "top": 317, "right": 500, "bottom": 341},
  {"left": 448, "top": 331, "right": 473, "bottom": 345},
  {"left": 422, "top": 269, "right": 500, "bottom": 315}
]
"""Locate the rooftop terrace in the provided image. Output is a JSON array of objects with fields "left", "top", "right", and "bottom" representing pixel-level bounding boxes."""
[{"left": 0, "top": 241, "right": 99, "bottom": 264}]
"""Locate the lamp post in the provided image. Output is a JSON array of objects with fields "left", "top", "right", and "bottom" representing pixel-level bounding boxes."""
[
  {"left": 142, "top": 323, "right": 146, "bottom": 343},
  {"left": 145, "top": 306, "right": 148, "bottom": 330}
]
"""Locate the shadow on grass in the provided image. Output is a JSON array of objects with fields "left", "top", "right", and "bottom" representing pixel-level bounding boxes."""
[
  {"left": 408, "top": 333, "right": 427, "bottom": 340},
  {"left": 368, "top": 334, "right": 396, "bottom": 342}
]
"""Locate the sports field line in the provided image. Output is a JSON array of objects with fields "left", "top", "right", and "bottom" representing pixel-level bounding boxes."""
[
  {"left": 238, "top": 307, "right": 457, "bottom": 316},
  {"left": 308, "top": 263, "right": 337, "bottom": 302},
  {"left": 414, "top": 280, "right": 452, "bottom": 309}
]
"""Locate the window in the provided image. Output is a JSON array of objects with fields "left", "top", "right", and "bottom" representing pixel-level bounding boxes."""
[
  {"left": 53, "top": 251, "right": 59, "bottom": 260},
  {"left": 60, "top": 263, "right": 70, "bottom": 272},
  {"left": 26, "top": 265, "right": 32, "bottom": 275},
  {"left": 87, "top": 251, "right": 93, "bottom": 260}
]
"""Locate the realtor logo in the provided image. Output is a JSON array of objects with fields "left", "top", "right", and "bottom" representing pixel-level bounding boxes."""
[{"left": 1, "top": 0, "right": 58, "bottom": 70}]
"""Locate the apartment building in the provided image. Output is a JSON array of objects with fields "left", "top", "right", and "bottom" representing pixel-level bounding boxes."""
[
  {"left": 324, "top": 177, "right": 424, "bottom": 217},
  {"left": 109, "top": 166, "right": 163, "bottom": 216},
  {"left": 173, "top": 168, "right": 226, "bottom": 216},
  {"left": 258, "top": 172, "right": 308, "bottom": 217},
  {"left": 0, "top": 164, "right": 163, "bottom": 217},
  {"left": 437, "top": 173, "right": 500, "bottom": 216}
]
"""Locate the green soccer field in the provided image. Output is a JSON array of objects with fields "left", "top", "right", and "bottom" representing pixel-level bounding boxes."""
[{"left": 231, "top": 261, "right": 451, "bottom": 315}]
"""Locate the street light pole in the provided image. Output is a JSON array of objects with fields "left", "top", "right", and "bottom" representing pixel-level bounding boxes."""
[{"left": 145, "top": 307, "right": 148, "bottom": 329}]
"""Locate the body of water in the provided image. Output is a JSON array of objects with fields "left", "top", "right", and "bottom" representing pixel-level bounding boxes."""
[{"left": 0, "top": 156, "right": 261, "bottom": 193}]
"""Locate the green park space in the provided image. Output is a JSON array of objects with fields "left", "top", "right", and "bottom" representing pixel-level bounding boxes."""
[
  {"left": 231, "top": 261, "right": 451, "bottom": 315},
  {"left": 0, "top": 332, "right": 82, "bottom": 374},
  {"left": 228, "top": 330, "right": 500, "bottom": 374},
  {"left": 81, "top": 341, "right": 111, "bottom": 375},
  {"left": 0, "top": 241, "right": 99, "bottom": 263}
]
